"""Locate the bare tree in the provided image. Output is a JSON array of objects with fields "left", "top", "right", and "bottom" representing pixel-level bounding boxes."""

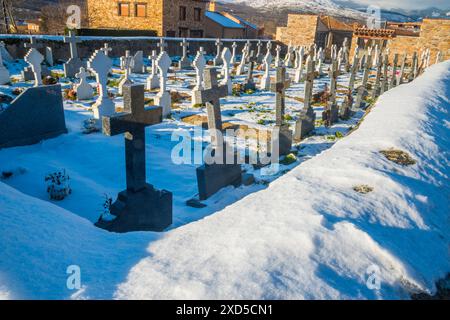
[{"left": 40, "top": 0, "right": 86, "bottom": 35}]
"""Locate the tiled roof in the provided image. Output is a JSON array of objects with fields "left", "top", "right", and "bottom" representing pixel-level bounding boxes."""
[
  {"left": 319, "top": 16, "right": 353, "bottom": 32},
  {"left": 205, "top": 11, "right": 245, "bottom": 29},
  {"left": 353, "top": 27, "right": 396, "bottom": 39}
]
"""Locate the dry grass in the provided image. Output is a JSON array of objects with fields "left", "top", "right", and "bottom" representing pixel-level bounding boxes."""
[{"left": 380, "top": 149, "right": 416, "bottom": 166}]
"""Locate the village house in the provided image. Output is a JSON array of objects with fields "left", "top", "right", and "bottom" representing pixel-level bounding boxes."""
[{"left": 86, "top": 0, "right": 210, "bottom": 37}]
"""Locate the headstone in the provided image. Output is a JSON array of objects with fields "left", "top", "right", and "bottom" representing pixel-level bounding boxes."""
[
  {"left": 87, "top": 49, "right": 115, "bottom": 122},
  {"left": 322, "top": 51, "right": 339, "bottom": 126},
  {"left": 193, "top": 68, "right": 242, "bottom": 200},
  {"left": 192, "top": 48, "right": 207, "bottom": 106},
  {"left": 294, "top": 55, "right": 316, "bottom": 141},
  {"left": 100, "top": 43, "right": 112, "bottom": 57},
  {"left": 63, "top": 30, "right": 83, "bottom": 78},
  {"left": 97, "top": 84, "right": 171, "bottom": 233},
  {"left": 435, "top": 51, "right": 442, "bottom": 64},
  {"left": 120, "top": 50, "right": 132, "bottom": 70},
  {"left": 411, "top": 51, "right": 418, "bottom": 80},
  {"left": 236, "top": 45, "right": 248, "bottom": 76},
  {"left": 45, "top": 47, "right": 54, "bottom": 67},
  {"left": 146, "top": 50, "right": 160, "bottom": 90},
  {"left": 260, "top": 50, "right": 273, "bottom": 91},
  {"left": 131, "top": 51, "right": 145, "bottom": 74},
  {"left": 348, "top": 47, "right": 360, "bottom": 96},
  {"left": 178, "top": 38, "right": 190, "bottom": 69},
  {"left": 380, "top": 53, "right": 389, "bottom": 95},
  {"left": 75, "top": 67, "right": 94, "bottom": 100},
  {"left": 0, "top": 49, "right": 10, "bottom": 85},
  {"left": 213, "top": 39, "right": 223, "bottom": 66},
  {"left": 397, "top": 53, "right": 407, "bottom": 86},
  {"left": 316, "top": 47, "right": 324, "bottom": 76},
  {"left": 0, "top": 84, "right": 67, "bottom": 149},
  {"left": 118, "top": 50, "right": 134, "bottom": 95},
  {"left": 157, "top": 37, "right": 167, "bottom": 54},
  {"left": 294, "top": 46, "right": 305, "bottom": 83},
  {"left": 355, "top": 47, "right": 373, "bottom": 108},
  {"left": 372, "top": 49, "right": 383, "bottom": 99},
  {"left": 221, "top": 47, "right": 232, "bottom": 95},
  {"left": 24, "top": 48, "right": 44, "bottom": 87},
  {"left": 270, "top": 67, "right": 292, "bottom": 156},
  {"left": 22, "top": 37, "right": 49, "bottom": 81},
  {"left": 389, "top": 53, "right": 399, "bottom": 90},
  {"left": 275, "top": 45, "right": 282, "bottom": 68},
  {"left": 284, "top": 43, "right": 294, "bottom": 68},
  {"left": 0, "top": 41, "right": 12, "bottom": 62},
  {"left": 154, "top": 51, "right": 172, "bottom": 117},
  {"left": 256, "top": 40, "right": 264, "bottom": 64},
  {"left": 243, "top": 51, "right": 257, "bottom": 92},
  {"left": 230, "top": 42, "right": 237, "bottom": 64}
]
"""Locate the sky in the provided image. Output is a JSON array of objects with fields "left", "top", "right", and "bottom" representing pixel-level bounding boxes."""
[{"left": 337, "top": 0, "right": 450, "bottom": 10}]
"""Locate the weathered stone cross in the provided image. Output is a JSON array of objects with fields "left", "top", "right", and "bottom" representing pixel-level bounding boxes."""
[
  {"left": 157, "top": 37, "right": 167, "bottom": 53},
  {"left": 213, "top": 38, "right": 223, "bottom": 66},
  {"left": 101, "top": 43, "right": 112, "bottom": 57},
  {"left": 193, "top": 68, "right": 228, "bottom": 148},
  {"left": 24, "top": 48, "right": 44, "bottom": 87},
  {"left": 270, "top": 67, "right": 291, "bottom": 126},
  {"left": 64, "top": 30, "right": 81, "bottom": 60}
]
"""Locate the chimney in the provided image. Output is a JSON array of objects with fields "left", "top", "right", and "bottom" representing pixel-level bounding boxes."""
[{"left": 209, "top": 1, "right": 216, "bottom": 12}]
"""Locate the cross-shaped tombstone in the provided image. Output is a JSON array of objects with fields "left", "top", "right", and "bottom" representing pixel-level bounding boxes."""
[
  {"left": 87, "top": 49, "right": 115, "bottom": 122},
  {"left": 0, "top": 41, "right": 13, "bottom": 62},
  {"left": 410, "top": 51, "right": 418, "bottom": 81},
  {"left": 157, "top": 37, "right": 168, "bottom": 54},
  {"left": 97, "top": 84, "right": 171, "bottom": 233},
  {"left": 284, "top": 43, "right": 294, "bottom": 68},
  {"left": 270, "top": 66, "right": 292, "bottom": 156},
  {"left": 397, "top": 53, "right": 407, "bottom": 86},
  {"left": 0, "top": 46, "right": 10, "bottom": 85},
  {"left": 260, "top": 50, "right": 273, "bottom": 91},
  {"left": 294, "top": 46, "right": 305, "bottom": 83},
  {"left": 435, "top": 51, "right": 442, "bottom": 64},
  {"left": 178, "top": 38, "right": 190, "bottom": 69},
  {"left": 154, "top": 51, "right": 172, "bottom": 117},
  {"left": 294, "top": 55, "right": 316, "bottom": 141},
  {"left": 193, "top": 68, "right": 242, "bottom": 201},
  {"left": 75, "top": 67, "right": 94, "bottom": 100},
  {"left": 120, "top": 50, "right": 132, "bottom": 70},
  {"left": 22, "top": 37, "right": 48, "bottom": 81},
  {"left": 243, "top": 50, "right": 257, "bottom": 92},
  {"left": 221, "top": 47, "right": 232, "bottom": 95},
  {"left": 100, "top": 43, "right": 112, "bottom": 57},
  {"left": 24, "top": 48, "right": 44, "bottom": 87},
  {"left": 191, "top": 48, "right": 207, "bottom": 106},
  {"left": 380, "top": 53, "right": 389, "bottom": 95},
  {"left": 118, "top": 50, "right": 134, "bottom": 95},
  {"left": 323, "top": 51, "right": 340, "bottom": 126},
  {"left": 388, "top": 53, "right": 399, "bottom": 90},
  {"left": 348, "top": 47, "right": 360, "bottom": 96},
  {"left": 24, "top": 36, "right": 43, "bottom": 50},
  {"left": 256, "top": 40, "right": 264, "bottom": 63},
  {"left": 274, "top": 45, "right": 282, "bottom": 67},
  {"left": 244, "top": 40, "right": 252, "bottom": 63},
  {"left": 355, "top": 47, "right": 373, "bottom": 108},
  {"left": 236, "top": 45, "right": 248, "bottom": 76},
  {"left": 63, "top": 30, "right": 83, "bottom": 78},
  {"left": 131, "top": 51, "right": 145, "bottom": 74},
  {"left": 230, "top": 42, "right": 237, "bottom": 64},
  {"left": 315, "top": 47, "right": 324, "bottom": 76},
  {"left": 213, "top": 39, "right": 223, "bottom": 66},
  {"left": 146, "top": 50, "right": 160, "bottom": 90}
]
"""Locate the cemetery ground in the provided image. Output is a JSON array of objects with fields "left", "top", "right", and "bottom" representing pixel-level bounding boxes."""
[{"left": 0, "top": 51, "right": 449, "bottom": 299}]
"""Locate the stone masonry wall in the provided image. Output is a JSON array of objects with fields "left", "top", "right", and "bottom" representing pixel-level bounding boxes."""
[
  {"left": 162, "top": 0, "right": 209, "bottom": 37},
  {"left": 276, "top": 14, "right": 318, "bottom": 46}
]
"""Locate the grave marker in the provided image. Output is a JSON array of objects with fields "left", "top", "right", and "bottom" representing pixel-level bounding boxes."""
[
  {"left": 146, "top": 50, "right": 160, "bottom": 90},
  {"left": 63, "top": 30, "right": 83, "bottom": 78},
  {"left": 213, "top": 39, "right": 223, "bottom": 66},
  {"left": 24, "top": 48, "right": 44, "bottom": 87},
  {"left": 179, "top": 38, "right": 191, "bottom": 69},
  {"left": 118, "top": 50, "right": 133, "bottom": 95},
  {"left": 154, "top": 51, "right": 172, "bottom": 117},
  {"left": 260, "top": 50, "right": 273, "bottom": 91},
  {"left": 0, "top": 49, "right": 10, "bottom": 85},
  {"left": 75, "top": 67, "right": 94, "bottom": 100},
  {"left": 221, "top": 47, "right": 232, "bottom": 95}
]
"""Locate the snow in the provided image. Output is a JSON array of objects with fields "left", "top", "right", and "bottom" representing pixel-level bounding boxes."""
[{"left": 0, "top": 52, "right": 449, "bottom": 299}]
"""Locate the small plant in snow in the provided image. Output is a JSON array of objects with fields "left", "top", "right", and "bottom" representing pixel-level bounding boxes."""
[
  {"left": 99, "top": 194, "right": 116, "bottom": 222},
  {"left": 82, "top": 119, "right": 100, "bottom": 134},
  {"left": 45, "top": 169, "right": 72, "bottom": 201}
]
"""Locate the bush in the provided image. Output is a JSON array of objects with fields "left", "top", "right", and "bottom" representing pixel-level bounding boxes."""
[{"left": 45, "top": 170, "right": 72, "bottom": 201}]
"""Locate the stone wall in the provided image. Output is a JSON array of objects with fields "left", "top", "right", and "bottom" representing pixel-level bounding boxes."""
[
  {"left": 163, "top": 0, "right": 209, "bottom": 37},
  {"left": 86, "top": 0, "right": 164, "bottom": 35},
  {"left": 0, "top": 36, "right": 281, "bottom": 62},
  {"left": 276, "top": 14, "right": 318, "bottom": 46}
]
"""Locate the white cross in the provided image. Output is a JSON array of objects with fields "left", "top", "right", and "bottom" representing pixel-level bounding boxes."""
[
  {"left": 24, "top": 48, "right": 44, "bottom": 87},
  {"left": 193, "top": 49, "right": 206, "bottom": 91},
  {"left": 180, "top": 38, "right": 189, "bottom": 58},
  {"left": 221, "top": 47, "right": 232, "bottom": 94},
  {"left": 155, "top": 51, "right": 171, "bottom": 94},
  {"left": 157, "top": 38, "right": 167, "bottom": 53},
  {"left": 64, "top": 30, "right": 81, "bottom": 59},
  {"left": 100, "top": 43, "right": 112, "bottom": 57}
]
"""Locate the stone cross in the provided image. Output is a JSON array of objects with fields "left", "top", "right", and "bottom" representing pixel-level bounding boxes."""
[
  {"left": 103, "top": 84, "right": 162, "bottom": 192},
  {"left": 97, "top": 84, "right": 171, "bottom": 233},
  {"left": 260, "top": 50, "right": 273, "bottom": 91},
  {"left": 87, "top": 49, "right": 115, "bottom": 121},
  {"left": 270, "top": 67, "right": 291, "bottom": 126},
  {"left": 0, "top": 48, "right": 10, "bottom": 85},
  {"left": 275, "top": 45, "right": 282, "bottom": 67},
  {"left": 64, "top": 30, "right": 81, "bottom": 60},
  {"left": 323, "top": 52, "right": 340, "bottom": 126},
  {"left": 221, "top": 47, "right": 232, "bottom": 95},
  {"left": 193, "top": 48, "right": 206, "bottom": 91},
  {"left": 284, "top": 44, "right": 294, "bottom": 68},
  {"left": 154, "top": 51, "right": 172, "bottom": 117},
  {"left": 244, "top": 41, "right": 252, "bottom": 63},
  {"left": 294, "top": 55, "right": 316, "bottom": 141},
  {"left": 100, "top": 43, "right": 112, "bottom": 57},
  {"left": 294, "top": 46, "right": 305, "bottom": 83},
  {"left": 236, "top": 45, "right": 248, "bottom": 76},
  {"left": 410, "top": 51, "right": 418, "bottom": 81},
  {"left": 435, "top": 51, "right": 442, "bottom": 64},
  {"left": 179, "top": 38, "right": 190, "bottom": 69},
  {"left": 355, "top": 47, "right": 373, "bottom": 108},
  {"left": 380, "top": 53, "right": 389, "bottom": 95},
  {"left": 243, "top": 51, "right": 257, "bottom": 92},
  {"left": 75, "top": 67, "right": 94, "bottom": 100},
  {"left": 266, "top": 41, "right": 272, "bottom": 53},
  {"left": 213, "top": 39, "right": 223, "bottom": 66},
  {"left": 348, "top": 47, "right": 360, "bottom": 94},
  {"left": 389, "top": 53, "right": 399, "bottom": 90},
  {"left": 157, "top": 38, "right": 167, "bottom": 53},
  {"left": 397, "top": 53, "right": 407, "bottom": 86},
  {"left": 24, "top": 48, "right": 44, "bottom": 87},
  {"left": 119, "top": 50, "right": 134, "bottom": 95},
  {"left": 193, "top": 68, "right": 228, "bottom": 148},
  {"left": 256, "top": 40, "right": 263, "bottom": 63},
  {"left": 120, "top": 50, "right": 132, "bottom": 70},
  {"left": 131, "top": 50, "right": 145, "bottom": 74},
  {"left": 230, "top": 42, "right": 237, "bottom": 64},
  {"left": 146, "top": 50, "right": 160, "bottom": 90}
]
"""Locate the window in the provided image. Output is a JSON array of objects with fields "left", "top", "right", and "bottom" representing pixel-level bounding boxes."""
[
  {"left": 135, "top": 3, "right": 147, "bottom": 17},
  {"left": 166, "top": 30, "right": 176, "bottom": 37},
  {"left": 194, "top": 8, "right": 202, "bottom": 22},
  {"left": 190, "top": 29, "right": 203, "bottom": 38},
  {"left": 179, "top": 27, "right": 189, "bottom": 38},
  {"left": 118, "top": 2, "right": 130, "bottom": 17},
  {"left": 179, "top": 6, "right": 187, "bottom": 21}
]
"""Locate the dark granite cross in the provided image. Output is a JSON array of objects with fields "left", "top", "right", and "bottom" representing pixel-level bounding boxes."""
[
  {"left": 102, "top": 84, "right": 162, "bottom": 192},
  {"left": 270, "top": 67, "right": 291, "bottom": 126},
  {"left": 193, "top": 67, "right": 228, "bottom": 148}
]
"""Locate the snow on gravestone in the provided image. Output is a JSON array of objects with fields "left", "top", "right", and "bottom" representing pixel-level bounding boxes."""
[
  {"left": 87, "top": 49, "right": 115, "bottom": 123},
  {"left": 22, "top": 37, "right": 50, "bottom": 81},
  {"left": 75, "top": 67, "right": 94, "bottom": 101},
  {"left": 97, "top": 84, "right": 171, "bottom": 233},
  {"left": 154, "top": 51, "right": 172, "bottom": 117}
]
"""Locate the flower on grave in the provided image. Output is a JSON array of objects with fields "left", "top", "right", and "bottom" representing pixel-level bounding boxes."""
[
  {"left": 43, "top": 76, "right": 58, "bottom": 85},
  {"left": 12, "top": 88, "right": 25, "bottom": 96},
  {"left": 63, "top": 88, "right": 77, "bottom": 101}
]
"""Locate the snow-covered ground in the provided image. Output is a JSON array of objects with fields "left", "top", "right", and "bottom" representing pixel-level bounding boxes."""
[{"left": 0, "top": 55, "right": 448, "bottom": 299}]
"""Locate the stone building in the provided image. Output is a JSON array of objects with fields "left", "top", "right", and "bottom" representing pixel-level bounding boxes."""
[
  {"left": 221, "top": 12, "right": 259, "bottom": 39},
  {"left": 204, "top": 11, "right": 245, "bottom": 39},
  {"left": 86, "top": 0, "right": 209, "bottom": 37},
  {"left": 350, "top": 18, "right": 450, "bottom": 64},
  {"left": 276, "top": 14, "right": 353, "bottom": 49}
]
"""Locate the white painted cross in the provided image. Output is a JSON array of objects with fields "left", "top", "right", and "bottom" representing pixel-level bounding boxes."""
[
  {"left": 230, "top": 42, "right": 237, "bottom": 64},
  {"left": 193, "top": 48, "right": 207, "bottom": 91},
  {"left": 24, "top": 48, "right": 44, "bottom": 87},
  {"left": 260, "top": 50, "right": 273, "bottom": 91},
  {"left": 64, "top": 30, "right": 81, "bottom": 59},
  {"left": 87, "top": 49, "right": 115, "bottom": 120},
  {"left": 119, "top": 50, "right": 134, "bottom": 95},
  {"left": 180, "top": 38, "right": 189, "bottom": 60},
  {"left": 294, "top": 46, "right": 305, "bottom": 83},
  {"left": 100, "top": 43, "right": 112, "bottom": 57},
  {"left": 221, "top": 47, "right": 232, "bottom": 94},
  {"left": 213, "top": 38, "right": 223, "bottom": 66},
  {"left": 275, "top": 45, "right": 282, "bottom": 67},
  {"left": 154, "top": 51, "right": 172, "bottom": 116},
  {"left": 157, "top": 38, "right": 167, "bottom": 53},
  {"left": 146, "top": 50, "right": 160, "bottom": 90}
]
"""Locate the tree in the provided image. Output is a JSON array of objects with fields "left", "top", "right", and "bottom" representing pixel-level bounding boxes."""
[{"left": 40, "top": 0, "right": 86, "bottom": 35}]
